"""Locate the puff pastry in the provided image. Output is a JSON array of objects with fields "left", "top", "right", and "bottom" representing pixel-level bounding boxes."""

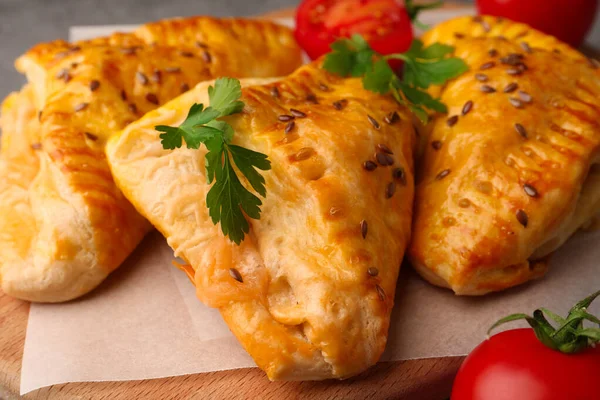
[
  {"left": 0, "top": 17, "right": 302, "bottom": 302},
  {"left": 410, "top": 16, "right": 600, "bottom": 295},
  {"left": 106, "top": 62, "right": 416, "bottom": 379}
]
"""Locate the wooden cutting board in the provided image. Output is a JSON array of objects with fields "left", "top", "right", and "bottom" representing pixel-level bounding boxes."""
[{"left": 0, "top": 287, "right": 463, "bottom": 400}]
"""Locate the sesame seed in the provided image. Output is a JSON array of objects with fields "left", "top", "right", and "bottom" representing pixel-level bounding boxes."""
[
  {"left": 375, "top": 152, "right": 394, "bottom": 166},
  {"left": 151, "top": 70, "right": 162, "bottom": 84},
  {"left": 202, "top": 51, "right": 212, "bottom": 63},
  {"left": 500, "top": 54, "right": 525, "bottom": 66},
  {"left": 318, "top": 83, "right": 329, "bottom": 91},
  {"left": 136, "top": 71, "right": 149, "bottom": 85},
  {"left": 488, "top": 49, "right": 498, "bottom": 57},
  {"left": 120, "top": 47, "right": 136, "bottom": 55},
  {"left": 384, "top": 111, "right": 400, "bottom": 125},
  {"left": 195, "top": 41, "right": 208, "bottom": 49},
  {"left": 376, "top": 285, "right": 386, "bottom": 301},
  {"left": 480, "top": 61, "right": 495, "bottom": 70},
  {"left": 180, "top": 83, "right": 190, "bottom": 93},
  {"left": 30, "top": 143, "right": 42, "bottom": 150},
  {"left": 462, "top": 100, "right": 474, "bottom": 116},
  {"left": 89, "top": 80, "right": 100, "bottom": 91},
  {"left": 368, "top": 115, "right": 381, "bottom": 130},
  {"left": 377, "top": 144, "right": 393, "bottom": 154},
  {"left": 518, "top": 91, "right": 532, "bottom": 103},
  {"left": 509, "top": 97, "right": 524, "bottom": 108},
  {"left": 121, "top": 90, "right": 127, "bottom": 101},
  {"left": 447, "top": 115, "right": 459, "bottom": 127},
  {"left": 515, "top": 123, "right": 528, "bottom": 138},
  {"left": 523, "top": 183, "right": 538, "bottom": 197},
  {"left": 74, "top": 103, "right": 88, "bottom": 112},
  {"left": 165, "top": 67, "right": 181, "bottom": 73},
  {"left": 332, "top": 99, "right": 347, "bottom": 110},
  {"left": 84, "top": 132, "right": 98, "bottom": 141},
  {"left": 290, "top": 109, "right": 307, "bottom": 118},
  {"left": 128, "top": 103, "right": 138, "bottom": 113},
  {"left": 480, "top": 84, "right": 496, "bottom": 93},
  {"left": 363, "top": 160, "right": 378, "bottom": 171},
  {"left": 278, "top": 114, "right": 294, "bottom": 122},
  {"left": 458, "top": 198, "right": 471, "bottom": 208},
  {"left": 454, "top": 32, "right": 465, "bottom": 39},
  {"left": 480, "top": 20, "right": 491, "bottom": 32},
  {"left": 392, "top": 167, "right": 407, "bottom": 185},
  {"left": 56, "top": 68, "right": 71, "bottom": 82},
  {"left": 306, "top": 93, "right": 318, "bottom": 103},
  {"left": 38, "top": 111, "right": 42, "bottom": 121},
  {"left": 368, "top": 267, "right": 379, "bottom": 277},
  {"left": 520, "top": 42, "right": 532, "bottom": 53},
  {"left": 504, "top": 82, "right": 518, "bottom": 93},
  {"left": 431, "top": 140, "right": 442, "bottom": 150},
  {"left": 180, "top": 51, "right": 194, "bottom": 58},
  {"left": 360, "top": 220, "right": 368, "bottom": 239},
  {"left": 516, "top": 209, "right": 528, "bottom": 227},
  {"left": 436, "top": 169, "right": 451, "bottom": 180},
  {"left": 284, "top": 120, "right": 295, "bottom": 134},
  {"left": 146, "top": 93, "right": 159, "bottom": 105},
  {"left": 294, "top": 147, "right": 313, "bottom": 161},
  {"left": 229, "top": 268, "right": 243, "bottom": 283},
  {"left": 271, "top": 86, "right": 280, "bottom": 98},
  {"left": 506, "top": 67, "right": 523, "bottom": 76},
  {"left": 475, "top": 73, "right": 489, "bottom": 82}
]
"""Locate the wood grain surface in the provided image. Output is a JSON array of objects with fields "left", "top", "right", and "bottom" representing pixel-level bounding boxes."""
[{"left": 0, "top": 289, "right": 463, "bottom": 399}]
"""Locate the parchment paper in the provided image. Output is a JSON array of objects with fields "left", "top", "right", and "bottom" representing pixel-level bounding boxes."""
[{"left": 20, "top": 8, "right": 600, "bottom": 394}]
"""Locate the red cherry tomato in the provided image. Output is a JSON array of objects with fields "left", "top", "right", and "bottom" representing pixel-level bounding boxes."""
[
  {"left": 294, "top": 0, "right": 414, "bottom": 60},
  {"left": 476, "top": 0, "right": 598, "bottom": 47},
  {"left": 451, "top": 328, "right": 600, "bottom": 400}
]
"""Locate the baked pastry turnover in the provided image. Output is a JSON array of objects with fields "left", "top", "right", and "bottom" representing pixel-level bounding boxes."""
[
  {"left": 410, "top": 16, "right": 600, "bottom": 295},
  {"left": 106, "top": 62, "right": 416, "bottom": 379},
  {"left": 0, "top": 17, "right": 302, "bottom": 302}
]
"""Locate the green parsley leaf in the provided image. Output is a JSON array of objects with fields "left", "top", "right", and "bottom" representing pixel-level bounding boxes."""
[
  {"left": 228, "top": 144, "right": 271, "bottom": 197},
  {"left": 405, "top": 0, "right": 444, "bottom": 30},
  {"left": 157, "top": 104, "right": 221, "bottom": 149},
  {"left": 322, "top": 34, "right": 468, "bottom": 123},
  {"left": 208, "top": 77, "right": 245, "bottom": 116},
  {"left": 363, "top": 58, "right": 395, "bottom": 94},
  {"left": 322, "top": 35, "right": 376, "bottom": 78},
  {"left": 156, "top": 77, "right": 271, "bottom": 245},
  {"left": 206, "top": 145, "right": 264, "bottom": 245}
]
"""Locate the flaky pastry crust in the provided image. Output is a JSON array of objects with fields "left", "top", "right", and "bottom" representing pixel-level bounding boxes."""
[
  {"left": 410, "top": 16, "right": 600, "bottom": 295},
  {"left": 106, "top": 62, "right": 416, "bottom": 380},
  {"left": 0, "top": 16, "right": 302, "bottom": 302}
]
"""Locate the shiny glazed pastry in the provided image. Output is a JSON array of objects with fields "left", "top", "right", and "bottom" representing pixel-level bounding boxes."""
[
  {"left": 106, "top": 62, "right": 416, "bottom": 380},
  {"left": 410, "top": 16, "right": 600, "bottom": 295},
  {"left": 0, "top": 17, "right": 302, "bottom": 303}
]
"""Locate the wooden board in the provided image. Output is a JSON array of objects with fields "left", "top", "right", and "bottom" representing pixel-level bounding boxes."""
[{"left": 0, "top": 289, "right": 463, "bottom": 399}]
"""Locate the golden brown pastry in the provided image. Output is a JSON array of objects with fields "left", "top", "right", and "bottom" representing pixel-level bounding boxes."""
[
  {"left": 106, "top": 62, "right": 416, "bottom": 380},
  {"left": 0, "top": 17, "right": 302, "bottom": 302},
  {"left": 410, "top": 16, "right": 600, "bottom": 295}
]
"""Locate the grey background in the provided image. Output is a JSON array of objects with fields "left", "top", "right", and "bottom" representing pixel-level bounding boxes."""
[{"left": 0, "top": 0, "right": 599, "bottom": 99}]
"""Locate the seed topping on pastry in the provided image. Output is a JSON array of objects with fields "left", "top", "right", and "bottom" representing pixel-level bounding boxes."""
[
  {"left": 368, "top": 115, "right": 380, "bottom": 130},
  {"left": 229, "top": 268, "right": 243, "bottom": 283}
]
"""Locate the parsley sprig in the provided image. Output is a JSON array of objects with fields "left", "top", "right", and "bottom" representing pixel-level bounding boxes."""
[
  {"left": 405, "top": 0, "right": 444, "bottom": 30},
  {"left": 323, "top": 35, "right": 468, "bottom": 122},
  {"left": 156, "top": 78, "right": 270, "bottom": 245}
]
